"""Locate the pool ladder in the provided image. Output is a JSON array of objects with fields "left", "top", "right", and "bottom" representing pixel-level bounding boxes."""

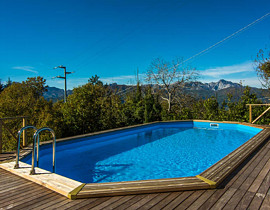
[{"left": 14, "top": 126, "right": 56, "bottom": 175}]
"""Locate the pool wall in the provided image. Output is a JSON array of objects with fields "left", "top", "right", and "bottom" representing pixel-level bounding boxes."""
[
  {"left": 28, "top": 120, "right": 263, "bottom": 148},
  {"left": 0, "top": 120, "right": 269, "bottom": 199}
]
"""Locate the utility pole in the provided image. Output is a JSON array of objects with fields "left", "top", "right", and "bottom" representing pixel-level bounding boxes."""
[{"left": 53, "top": 65, "right": 74, "bottom": 103}]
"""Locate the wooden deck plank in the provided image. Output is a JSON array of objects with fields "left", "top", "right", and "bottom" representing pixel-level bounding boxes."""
[
  {"left": 222, "top": 143, "right": 270, "bottom": 209},
  {"left": 248, "top": 151, "right": 270, "bottom": 179},
  {"left": 222, "top": 149, "right": 270, "bottom": 209},
  {"left": 174, "top": 190, "right": 205, "bottom": 209},
  {"left": 209, "top": 188, "right": 237, "bottom": 209},
  {"left": 90, "top": 196, "right": 124, "bottom": 210},
  {"left": 137, "top": 193, "right": 170, "bottom": 210},
  {"left": 0, "top": 178, "right": 29, "bottom": 189},
  {"left": 149, "top": 192, "right": 182, "bottom": 210},
  {"left": 239, "top": 176, "right": 257, "bottom": 191},
  {"left": 11, "top": 192, "right": 59, "bottom": 210},
  {"left": 260, "top": 194, "right": 270, "bottom": 210},
  {"left": 77, "top": 177, "right": 208, "bottom": 198},
  {"left": 77, "top": 181, "right": 208, "bottom": 198},
  {"left": 113, "top": 194, "right": 146, "bottom": 209},
  {"left": 27, "top": 194, "right": 68, "bottom": 210},
  {"left": 235, "top": 191, "right": 256, "bottom": 209},
  {"left": 0, "top": 176, "right": 31, "bottom": 190},
  {"left": 248, "top": 158, "right": 270, "bottom": 193},
  {"left": 0, "top": 186, "right": 55, "bottom": 209},
  {"left": 0, "top": 184, "right": 47, "bottom": 206},
  {"left": 24, "top": 194, "right": 68, "bottom": 210},
  {"left": 248, "top": 169, "right": 270, "bottom": 209},
  {"left": 248, "top": 193, "right": 266, "bottom": 210},
  {"left": 186, "top": 190, "right": 217, "bottom": 209},
  {"left": 225, "top": 143, "right": 270, "bottom": 190},
  {"left": 0, "top": 182, "right": 32, "bottom": 195},
  {"left": 55, "top": 198, "right": 97, "bottom": 210},
  {"left": 222, "top": 189, "right": 247, "bottom": 210},
  {"left": 102, "top": 195, "right": 136, "bottom": 210},
  {"left": 162, "top": 191, "right": 194, "bottom": 209},
  {"left": 256, "top": 169, "right": 270, "bottom": 195},
  {"left": 198, "top": 188, "right": 227, "bottom": 210},
  {"left": 124, "top": 194, "right": 159, "bottom": 209},
  {"left": 197, "top": 147, "right": 268, "bottom": 210},
  {"left": 77, "top": 197, "right": 114, "bottom": 209}
]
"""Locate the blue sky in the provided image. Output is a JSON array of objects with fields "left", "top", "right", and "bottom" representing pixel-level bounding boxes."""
[{"left": 0, "top": 0, "right": 270, "bottom": 89}]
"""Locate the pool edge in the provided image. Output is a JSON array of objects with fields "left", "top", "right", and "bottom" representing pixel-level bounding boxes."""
[
  {"left": 1, "top": 120, "right": 269, "bottom": 199},
  {"left": 0, "top": 161, "right": 83, "bottom": 198}
]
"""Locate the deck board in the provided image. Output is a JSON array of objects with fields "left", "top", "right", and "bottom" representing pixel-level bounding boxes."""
[
  {"left": 174, "top": 190, "right": 205, "bottom": 209},
  {"left": 186, "top": 189, "right": 217, "bottom": 209},
  {"left": 149, "top": 192, "right": 182, "bottom": 209},
  {"left": 137, "top": 193, "right": 170, "bottom": 210},
  {"left": 1, "top": 131, "right": 270, "bottom": 209},
  {"left": 162, "top": 191, "right": 194, "bottom": 209}
]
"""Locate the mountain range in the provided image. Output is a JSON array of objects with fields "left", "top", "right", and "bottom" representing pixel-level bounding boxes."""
[
  {"left": 44, "top": 79, "right": 270, "bottom": 104},
  {"left": 184, "top": 79, "right": 241, "bottom": 91}
]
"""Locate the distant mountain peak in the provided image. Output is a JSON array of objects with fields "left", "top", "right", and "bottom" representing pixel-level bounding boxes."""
[{"left": 185, "top": 79, "right": 241, "bottom": 91}]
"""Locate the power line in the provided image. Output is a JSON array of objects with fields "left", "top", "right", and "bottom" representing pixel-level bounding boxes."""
[{"left": 181, "top": 12, "right": 270, "bottom": 65}]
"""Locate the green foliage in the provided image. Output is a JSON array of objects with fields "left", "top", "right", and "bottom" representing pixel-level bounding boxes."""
[
  {"left": 5, "top": 77, "right": 12, "bottom": 88},
  {"left": 61, "top": 83, "right": 104, "bottom": 135},
  {"left": 0, "top": 80, "right": 3, "bottom": 93},
  {"left": 0, "top": 77, "right": 54, "bottom": 151},
  {"left": 255, "top": 48, "right": 270, "bottom": 88},
  {"left": 144, "top": 87, "right": 162, "bottom": 123},
  {"left": 203, "top": 96, "right": 219, "bottom": 120},
  {"left": 88, "top": 75, "right": 103, "bottom": 86}
]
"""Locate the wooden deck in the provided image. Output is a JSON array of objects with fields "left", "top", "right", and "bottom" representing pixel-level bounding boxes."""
[{"left": 1, "top": 137, "right": 270, "bottom": 209}]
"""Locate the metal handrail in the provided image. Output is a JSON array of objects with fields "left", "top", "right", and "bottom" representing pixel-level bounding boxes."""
[
  {"left": 30, "top": 127, "right": 56, "bottom": 175},
  {"left": 14, "top": 126, "right": 37, "bottom": 169}
]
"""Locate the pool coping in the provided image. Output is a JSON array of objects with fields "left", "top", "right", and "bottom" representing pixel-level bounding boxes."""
[{"left": 0, "top": 120, "right": 269, "bottom": 199}]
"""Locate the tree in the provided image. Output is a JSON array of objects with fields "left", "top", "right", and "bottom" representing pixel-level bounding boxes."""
[
  {"left": 144, "top": 86, "right": 162, "bottom": 123},
  {"left": 5, "top": 77, "right": 12, "bottom": 88},
  {"left": 120, "top": 83, "right": 144, "bottom": 125},
  {"left": 0, "top": 77, "right": 54, "bottom": 151},
  {"left": 88, "top": 75, "right": 103, "bottom": 86},
  {"left": 61, "top": 79, "right": 124, "bottom": 136},
  {"left": 255, "top": 48, "right": 270, "bottom": 88},
  {"left": 0, "top": 79, "right": 3, "bottom": 92},
  {"left": 22, "top": 76, "right": 48, "bottom": 99},
  {"left": 146, "top": 58, "right": 197, "bottom": 112},
  {"left": 203, "top": 96, "right": 219, "bottom": 120}
]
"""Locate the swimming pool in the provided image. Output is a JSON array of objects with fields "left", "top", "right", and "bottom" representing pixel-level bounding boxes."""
[
  {"left": 1, "top": 120, "right": 268, "bottom": 199},
  {"left": 21, "top": 121, "right": 262, "bottom": 184}
]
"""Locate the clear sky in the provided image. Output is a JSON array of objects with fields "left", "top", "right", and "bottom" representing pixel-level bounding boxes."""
[{"left": 0, "top": 0, "right": 270, "bottom": 89}]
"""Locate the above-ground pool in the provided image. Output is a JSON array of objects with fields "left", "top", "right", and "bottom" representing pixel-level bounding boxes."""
[{"left": 22, "top": 121, "right": 262, "bottom": 184}]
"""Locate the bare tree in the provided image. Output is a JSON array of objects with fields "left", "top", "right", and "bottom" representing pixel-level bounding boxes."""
[
  {"left": 146, "top": 57, "right": 198, "bottom": 112},
  {"left": 255, "top": 48, "right": 270, "bottom": 88}
]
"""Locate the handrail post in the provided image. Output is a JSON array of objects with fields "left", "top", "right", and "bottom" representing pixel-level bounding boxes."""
[
  {"left": 30, "top": 127, "right": 56, "bottom": 175},
  {"left": 0, "top": 120, "right": 2, "bottom": 153},
  {"left": 249, "top": 105, "right": 252, "bottom": 123},
  {"left": 14, "top": 126, "right": 37, "bottom": 169},
  {"left": 22, "top": 117, "right": 27, "bottom": 147}
]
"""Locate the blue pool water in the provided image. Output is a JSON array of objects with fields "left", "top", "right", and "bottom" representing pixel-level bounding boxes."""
[{"left": 22, "top": 122, "right": 262, "bottom": 183}]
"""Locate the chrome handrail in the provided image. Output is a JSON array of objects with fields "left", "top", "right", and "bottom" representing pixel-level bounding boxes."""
[
  {"left": 30, "top": 127, "right": 56, "bottom": 175},
  {"left": 14, "top": 126, "right": 37, "bottom": 169}
]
